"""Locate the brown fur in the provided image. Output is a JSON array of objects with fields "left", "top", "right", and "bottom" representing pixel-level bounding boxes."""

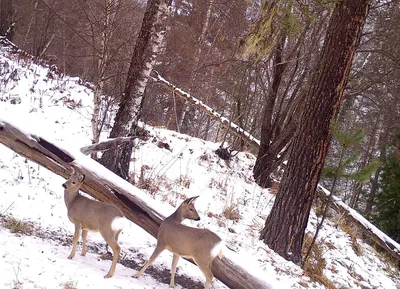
[
  {"left": 134, "top": 196, "right": 223, "bottom": 289},
  {"left": 63, "top": 169, "right": 125, "bottom": 278}
]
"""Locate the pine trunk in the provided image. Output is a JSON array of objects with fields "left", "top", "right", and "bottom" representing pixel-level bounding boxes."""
[
  {"left": 0, "top": 0, "right": 14, "bottom": 40},
  {"left": 260, "top": 0, "right": 370, "bottom": 265}
]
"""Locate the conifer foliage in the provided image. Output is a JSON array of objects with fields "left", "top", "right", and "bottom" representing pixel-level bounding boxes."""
[{"left": 375, "top": 148, "right": 400, "bottom": 243}]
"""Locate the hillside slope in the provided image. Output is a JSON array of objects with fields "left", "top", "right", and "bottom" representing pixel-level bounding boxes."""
[{"left": 0, "top": 39, "right": 399, "bottom": 289}]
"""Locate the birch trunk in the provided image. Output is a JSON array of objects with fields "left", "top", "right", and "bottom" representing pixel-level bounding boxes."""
[{"left": 100, "top": 0, "right": 171, "bottom": 179}]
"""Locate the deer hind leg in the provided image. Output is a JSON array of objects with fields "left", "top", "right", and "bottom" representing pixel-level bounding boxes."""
[
  {"left": 68, "top": 223, "right": 81, "bottom": 259},
  {"left": 115, "top": 229, "right": 122, "bottom": 242},
  {"left": 81, "top": 229, "right": 88, "bottom": 256},
  {"left": 101, "top": 230, "right": 121, "bottom": 278},
  {"left": 134, "top": 242, "right": 165, "bottom": 278},
  {"left": 194, "top": 258, "right": 214, "bottom": 289},
  {"left": 169, "top": 254, "right": 180, "bottom": 288}
]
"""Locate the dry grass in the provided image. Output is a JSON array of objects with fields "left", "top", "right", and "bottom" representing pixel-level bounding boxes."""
[
  {"left": 208, "top": 177, "right": 228, "bottom": 193},
  {"left": 199, "top": 152, "right": 212, "bottom": 162},
  {"left": 2, "top": 215, "right": 34, "bottom": 235},
  {"left": 207, "top": 212, "right": 227, "bottom": 227},
  {"left": 60, "top": 281, "right": 77, "bottom": 289},
  {"left": 313, "top": 199, "right": 325, "bottom": 218},
  {"left": 337, "top": 219, "right": 363, "bottom": 256},
  {"left": 222, "top": 203, "right": 241, "bottom": 222},
  {"left": 171, "top": 175, "right": 192, "bottom": 189},
  {"left": 302, "top": 233, "right": 338, "bottom": 289},
  {"left": 136, "top": 165, "right": 160, "bottom": 194}
]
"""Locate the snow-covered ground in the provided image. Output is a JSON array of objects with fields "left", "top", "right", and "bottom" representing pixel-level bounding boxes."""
[{"left": 0, "top": 40, "right": 399, "bottom": 289}]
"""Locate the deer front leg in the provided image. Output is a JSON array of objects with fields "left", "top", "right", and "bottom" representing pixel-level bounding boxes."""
[
  {"left": 68, "top": 223, "right": 81, "bottom": 259},
  {"left": 81, "top": 229, "right": 88, "bottom": 256},
  {"left": 134, "top": 244, "right": 165, "bottom": 278},
  {"left": 169, "top": 254, "right": 180, "bottom": 288}
]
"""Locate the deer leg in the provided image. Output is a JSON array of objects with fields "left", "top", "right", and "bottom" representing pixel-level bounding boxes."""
[
  {"left": 195, "top": 259, "right": 214, "bottom": 289},
  {"left": 134, "top": 244, "right": 165, "bottom": 278},
  {"left": 101, "top": 230, "right": 120, "bottom": 278},
  {"left": 68, "top": 224, "right": 81, "bottom": 259},
  {"left": 115, "top": 229, "right": 122, "bottom": 242},
  {"left": 81, "top": 229, "right": 88, "bottom": 256},
  {"left": 169, "top": 254, "right": 180, "bottom": 288}
]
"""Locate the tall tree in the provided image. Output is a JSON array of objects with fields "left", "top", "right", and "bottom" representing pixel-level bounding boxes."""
[
  {"left": 374, "top": 135, "right": 400, "bottom": 242},
  {"left": 0, "top": 0, "right": 14, "bottom": 40},
  {"left": 259, "top": 0, "right": 370, "bottom": 265},
  {"left": 99, "top": 0, "right": 172, "bottom": 179},
  {"left": 247, "top": 0, "right": 329, "bottom": 187}
]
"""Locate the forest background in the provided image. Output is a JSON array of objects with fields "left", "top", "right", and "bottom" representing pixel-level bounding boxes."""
[{"left": 1, "top": 0, "right": 399, "bottom": 273}]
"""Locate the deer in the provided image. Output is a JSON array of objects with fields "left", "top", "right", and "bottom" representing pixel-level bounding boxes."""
[
  {"left": 62, "top": 168, "right": 126, "bottom": 278},
  {"left": 134, "top": 196, "right": 223, "bottom": 289}
]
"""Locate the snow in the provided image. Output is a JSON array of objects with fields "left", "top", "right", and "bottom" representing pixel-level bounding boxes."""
[
  {"left": 1, "top": 40, "right": 399, "bottom": 289},
  {"left": 319, "top": 185, "right": 400, "bottom": 255}
]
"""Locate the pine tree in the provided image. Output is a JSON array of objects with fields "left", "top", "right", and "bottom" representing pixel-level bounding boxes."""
[
  {"left": 375, "top": 149, "right": 400, "bottom": 242},
  {"left": 305, "top": 124, "right": 379, "bottom": 264},
  {"left": 322, "top": 125, "right": 380, "bottom": 193}
]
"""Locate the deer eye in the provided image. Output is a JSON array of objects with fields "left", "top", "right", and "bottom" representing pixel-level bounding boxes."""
[{"left": 72, "top": 182, "right": 76, "bottom": 185}]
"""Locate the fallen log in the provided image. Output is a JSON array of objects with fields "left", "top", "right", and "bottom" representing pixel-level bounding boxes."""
[
  {"left": 317, "top": 185, "right": 400, "bottom": 264},
  {"left": 0, "top": 117, "right": 274, "bottom": 289}
]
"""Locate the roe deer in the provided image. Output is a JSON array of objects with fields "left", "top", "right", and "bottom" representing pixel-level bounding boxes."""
[
  {"left": 62, "top": 168, "right": 126, "bottom": 278},
  {"left": 134, "top": 196, "right": 223, "bottom": 289}
]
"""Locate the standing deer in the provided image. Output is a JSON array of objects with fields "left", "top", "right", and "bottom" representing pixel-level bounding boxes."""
[
  {"left": 134, "top": 196, "right": 223, "bottom": 289},
  {"left": 62, "top": 168, "right": 126, "bottom": 278}
]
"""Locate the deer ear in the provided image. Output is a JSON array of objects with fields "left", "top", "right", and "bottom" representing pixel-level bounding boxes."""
[
  {"left": 185, "top": 196, "right": 199, "bottom": 204},
  {"left": 79, "top": 174, "right": 85, "bottom": 182},
  {"left": 71, "top": 166, "right": 76, "bottom": 175}
]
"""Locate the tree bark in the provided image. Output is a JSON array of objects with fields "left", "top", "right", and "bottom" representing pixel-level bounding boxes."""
[
  {"left": 259, "top": 0, "right": 371, "bottom": 265},
  {"left": 99, "top": 0, "right": 171, "bottom": 180},
  {"left": 91, "top": 0, "right": 117, "bottom": 156},
  {"left": 0, "top": 0, "right": 14, "bottom": 40},
  {"left": 254, "top": 35, "right": 287, "bottom": 188},
  {"left": 0, "top": 119, "right": 273, "bottom": 289}
]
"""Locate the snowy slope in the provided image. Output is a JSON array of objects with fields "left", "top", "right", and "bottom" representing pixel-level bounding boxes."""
[{"left": 0, "top": 40, "right": 399, "bottom": 289}]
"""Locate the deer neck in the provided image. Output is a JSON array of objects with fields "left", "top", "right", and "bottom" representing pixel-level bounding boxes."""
[
  {"left": 64, "top": 189, "right": 79, "bottom": 209},
  {"left": 166, "top": 206, "right": 184, "bottom": 223}
]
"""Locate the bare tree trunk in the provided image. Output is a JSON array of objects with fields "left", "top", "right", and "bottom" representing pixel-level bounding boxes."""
[
  {"left": 179, "top": 0, "right": 213, "bottom": 135},
  {"left": 365, "top": 124, "right": 388, "bottom": 214},
  {"left": 365, "top": 167, "right": 381, "bottom": 215},
  {"left": 253, "top": 34, "right": 287, "bottom": 188},
  {"left": 0, "top": 0, "right": 14, "bottom": 40},
  {"left": 91, "top": 0, "right": 117, "bottom": 158},
  {"left": 100, "top": 0, "right": 171, "bottom": 179},
  {"left": 22, "top": 0, "right": 38, "bottom": 47},
  {"left": 259, "top": 0, "right": 370, "bottom": 265},
  {"left": 349, "top": 117, "right": 379, "bottom": 208}
]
